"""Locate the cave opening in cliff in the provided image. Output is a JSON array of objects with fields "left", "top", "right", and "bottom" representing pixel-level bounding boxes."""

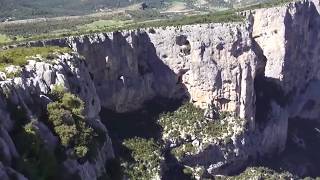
[{"left": 100, "top": 97, "right": 192, "bottom": 179}]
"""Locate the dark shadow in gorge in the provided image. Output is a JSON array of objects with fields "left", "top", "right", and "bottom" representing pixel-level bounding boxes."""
[
  {"left": 255, "top": 118, "right": 320, "bottom": 178},
  {"left": 100, "top": 97, "right": 192, "bottom": 180},
  {"left": 254, "top": 75, "right": 288, "bottom": 130}
]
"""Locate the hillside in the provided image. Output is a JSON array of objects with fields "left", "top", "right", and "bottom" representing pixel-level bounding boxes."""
[{"left": 0, "top": 0, "right": 269, "bottom": 21}]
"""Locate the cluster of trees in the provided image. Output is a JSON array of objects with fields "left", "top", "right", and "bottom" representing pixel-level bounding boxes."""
[
  {"left": 47, "top": 85, "right": 97, "bottom": 158},
  {"left": 8, "top": 84, "right": 100, "bottom": 180},
  {"left": 159, "top": 103, "right": 233, "bottom": 162},
  {"left": 122, "top": 137, "right": 162, "bottom": 179},
  {"left": 158, "top": 103, "right": 206, "bottom": 143},
  {"left": 227, "top": 167, "right": 297, "bottom": 180}
]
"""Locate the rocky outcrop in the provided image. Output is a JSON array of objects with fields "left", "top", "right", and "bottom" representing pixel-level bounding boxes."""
[{"left": 0, "top": 54, "right": 114, "bottom": 180}]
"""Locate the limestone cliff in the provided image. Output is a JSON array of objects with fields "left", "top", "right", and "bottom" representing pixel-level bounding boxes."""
[{"left": 1, "top": 0, "right": 320, "bottom": 179}]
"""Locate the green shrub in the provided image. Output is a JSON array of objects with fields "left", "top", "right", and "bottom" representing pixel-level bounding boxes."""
[
  {"left": 122, "top": 137, "right": 162, "bottom": 180},
  {"left": 61, "top": 93, "right": 84, "bottom": 115},
  {"left": 49, "top": 84, "right": 66, "bottom": 101},
  {"left": 47, "top": 86, "right": 96, "bottom": 158}
]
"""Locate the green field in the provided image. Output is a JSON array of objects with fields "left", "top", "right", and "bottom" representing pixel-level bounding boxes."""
[
  {"left": 77, "top": 20, "right": 131, "bottom": 31},
  {"left": 0, "top": 46, "right": 71, "bottom": 68}
]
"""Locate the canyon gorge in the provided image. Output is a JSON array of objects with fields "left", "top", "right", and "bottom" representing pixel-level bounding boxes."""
[{"left": 0, "top": 0, "right": 320, "bottom": 179}]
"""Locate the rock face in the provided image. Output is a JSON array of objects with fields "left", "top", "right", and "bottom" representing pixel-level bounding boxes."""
[
  {"left": 66, "top": 22, "right": 261, "bottom": 124},
  {"left": 252, "top": 0, "right": 320, "bottom": 153},
  {"left": 1, "top": 0, "right": 320, "bottom": 178}
]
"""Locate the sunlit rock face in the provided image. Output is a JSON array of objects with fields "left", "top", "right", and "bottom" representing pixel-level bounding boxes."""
[{"left": 64, "top": 22, "right": 261, "bottom": 125}]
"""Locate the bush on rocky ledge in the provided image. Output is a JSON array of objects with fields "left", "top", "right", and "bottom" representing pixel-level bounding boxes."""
[{"left": 47, "top": 85, "right": 96, "bottom": 158}]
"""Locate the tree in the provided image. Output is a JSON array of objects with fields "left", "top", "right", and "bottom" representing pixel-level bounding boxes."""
[{"left": 47, "top": 86, "right": 96, "bottom": 158}]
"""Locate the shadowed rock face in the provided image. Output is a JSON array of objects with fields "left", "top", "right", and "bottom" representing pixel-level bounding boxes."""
[
  {"left": 252, "top": 0, "right": 320, "bottom": 156},
  {"left": 70, "top": 31, "right": 186, "bottom": 113}
]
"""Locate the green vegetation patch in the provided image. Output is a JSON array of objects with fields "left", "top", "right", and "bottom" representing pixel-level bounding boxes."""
[
  {"left": 172, "top": 142, "right": 197, "bottom": 160},
  {"left": 122, "top": 137, "right": 162, "bottom": 180},
  {"left": 224, "top": 166, "right": 296, "bottom": 180},
  {"left": 159, "top": 103, "right": 229, "bottom": 144},
  {"left": 241, "top": 0, "right": 297, "bottom": 11},
  {"left": 0, "top": 34, "right": 11, "bottom": 44},
  {"left": 14, "top": 121, "right": 59, "bottom": 180},
  {"left": 0, "top": 46, "right": 71, "bottom": 69},
  {"left": 0, "top": 0, "right": 299, "bottom": 47},
  {"left": 77, "top": 20, "right": 129, "bottom": 32},
  {"left": 159, "top": 103, "right": 243, "bottom": 162},
  {"left": 0, "top": 9, "right": 243, "bottom": 46},
  {"left": 83, "top": 10, "right": 244, "bottom": 34},
  {"left": 47, "top": 85, "right": 97, "bottom": 158}
]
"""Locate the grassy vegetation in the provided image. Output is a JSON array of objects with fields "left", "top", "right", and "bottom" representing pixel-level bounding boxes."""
[
  {"left": 0, "top": 34, "right": 11, "bottom": 43},
  {"left": 0, "top": 46, "right": 71, "bottom": 71},
  {"left": 0, "top": 0, "right": 149, "bottom": 21},
  {"left": 77, "top": 19, "right": 130, "bottom": 32},
  {"left": 122, "top": 137, "right": 162, "bottom": 180},
  {"left": 241, "top": 0, "right": 297, "bottom": 10}
]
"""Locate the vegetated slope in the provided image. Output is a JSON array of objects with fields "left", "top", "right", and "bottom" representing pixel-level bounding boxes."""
[
  {"left": 0, "top": 0, "right": 141, "bottom": 20},
  {"left": 0, "top": 0, "right": 270, "bottom": 21}
]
